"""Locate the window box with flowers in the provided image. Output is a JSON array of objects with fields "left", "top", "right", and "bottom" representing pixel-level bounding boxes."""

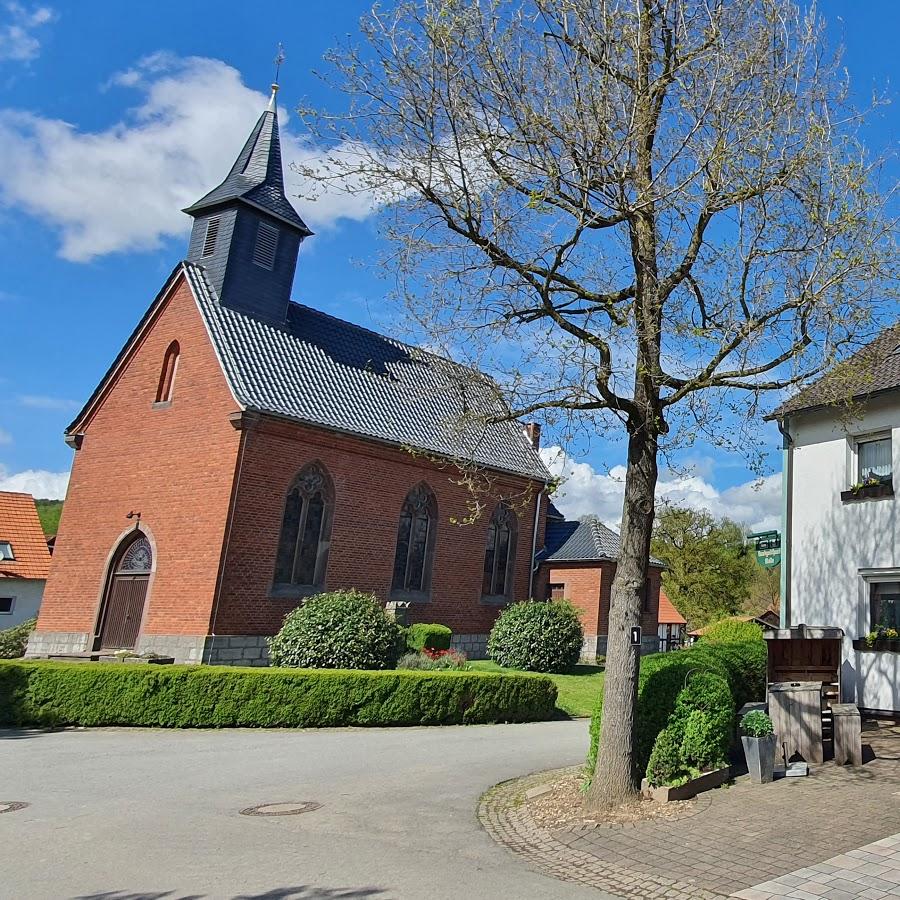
[{"left": 854, "top": 626, "right": 900, "bottom": 653}]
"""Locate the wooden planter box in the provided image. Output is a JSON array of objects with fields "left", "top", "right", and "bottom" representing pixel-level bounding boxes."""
[
  {"left": 853, "top": 638, "right": 900, "bottom": 653},
  {"left": 640, "top": 766, "right": 730, "bottom": 802},
  {"left": 840, "top": 482, "right": 894, "bottom": 502}
]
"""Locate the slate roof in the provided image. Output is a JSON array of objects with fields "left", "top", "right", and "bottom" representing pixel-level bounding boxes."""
[
  {"left": 769, "top": 323, "right": 900, "bottom": 419},
  {"left": 541, "top": 516, "right": 664, "bottom": 566},
  {"left": 0, "top": 492, "right": 52, "bottom": 581},
  {"left": 183, "top": 264, "right": 549, "bottom": 481},
  {"left": 182, "top": 94, "right": 312, "bottom": 235}
]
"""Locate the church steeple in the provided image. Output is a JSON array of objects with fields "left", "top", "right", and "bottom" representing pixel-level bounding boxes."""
[{"left": 183, "top": 83, "right": 312, "bottom": 325}]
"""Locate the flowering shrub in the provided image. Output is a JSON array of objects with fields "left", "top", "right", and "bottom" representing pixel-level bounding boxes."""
[{"left": 865, "top": 625, "right": 900, "bottom": 647}]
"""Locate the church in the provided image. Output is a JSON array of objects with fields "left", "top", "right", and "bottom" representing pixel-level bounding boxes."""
[{"left": 29, "top": 84, "right": 660, "bottom": 665}]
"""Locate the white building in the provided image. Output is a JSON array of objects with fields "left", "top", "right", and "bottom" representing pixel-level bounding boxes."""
[
  {"left": 0, "top": 492, "right": 52, "bottom": 628},
  {"left": 772, "top": 325, "right": 900, "bottom": 715}
]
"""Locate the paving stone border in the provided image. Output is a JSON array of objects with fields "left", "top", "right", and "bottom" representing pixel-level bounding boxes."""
[{"left": 477, "top": 767, "right": 721, "bottom": 899}]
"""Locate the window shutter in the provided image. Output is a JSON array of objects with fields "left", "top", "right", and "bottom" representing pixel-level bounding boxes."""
[{"left": 253, "top": 221, "right": 280, "bottom": 269}]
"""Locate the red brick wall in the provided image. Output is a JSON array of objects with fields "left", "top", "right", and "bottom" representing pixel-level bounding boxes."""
[
  {"left": 213, "top": 415, "right": 546, "bottom": 636},
  {"left": 36, "top": 274, "right": 241, "bottom": 638},
  {"left": 537, "top": 560, "right": 662, "bottom": 637}
]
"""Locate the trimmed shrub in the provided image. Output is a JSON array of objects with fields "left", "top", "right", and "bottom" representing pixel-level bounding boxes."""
[
  {"left": 0, "top": 618, "right": 36, "bottom": 659},
  {"left": 406, "top": 623, "right": 452, "bottom": 653},
  {"left": 0, "top": 660, "right": 558, "bottom": 728},
  {"left": 586, "top": 638, "right": 766, "bottom": 783},
  {"left": 268, "top": 590, "right": 400, "bottom": 670},
  {"left": 701, "top": 617, "right": 764, "bottom": 644},
  {"left": 397, "top": 649, "right": 467, "bottom": 671},
  {"left": 645, "top": 726, "right": 687, "bottom": 787},
  {"left": 488, "top": 600, "right": 584, "bottom": 673}
]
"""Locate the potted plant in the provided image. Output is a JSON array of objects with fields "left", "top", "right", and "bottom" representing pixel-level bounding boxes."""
[
  {"left": 860, "top": 625, "right": 900, "bottom": 652},
  {"left": 740, "top": 710, "right": 776, "bottom": 784}
]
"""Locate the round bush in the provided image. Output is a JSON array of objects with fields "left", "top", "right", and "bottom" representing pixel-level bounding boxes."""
[
  {"left": 488, "top": 600, "right": 583, "bottom": 673},
  {"left": 268, "top": 590, "right": 401, "bottom": 670}
]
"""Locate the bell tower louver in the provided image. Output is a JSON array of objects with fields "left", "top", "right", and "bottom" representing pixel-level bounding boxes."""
[{"left": 183, "top": 83, "right": 312, "bottom": 325}]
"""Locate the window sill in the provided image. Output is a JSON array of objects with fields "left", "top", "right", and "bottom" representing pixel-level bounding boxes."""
[
  {"left": 389, "top": 589, "right": 431, "bottom": 604},
  {"left": 480, "top": 594, "right": 511, "bottom": 607},
  {"left": 853, "top": 638, "right": 900, "bottom": 653},
  {"left": 268, "top": 584, "right": 322, "bottom": 602},
  {"left": 840, "top": 482, "right": 894, "bottom": 503},
  {"left": 151, "top": 400, "right": 173, "bottom": 410}
]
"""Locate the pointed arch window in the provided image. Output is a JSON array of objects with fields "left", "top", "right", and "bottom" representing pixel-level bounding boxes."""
[
  {"left": 273, "top": 463, "right": 334, "bottom": 595},
  {"left": 154, "top": 341, "right": 180, "bottom": 405},
  {"left": 391, "top": 484, "right": 437, "bottom": 598},
  {"left": 482, "top": 503, "right": 517, "bottom": 602}
]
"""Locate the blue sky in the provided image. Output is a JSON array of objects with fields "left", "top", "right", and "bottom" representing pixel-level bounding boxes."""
[{"left": 1, "top": 1, "right": 898, "bottom": 529}]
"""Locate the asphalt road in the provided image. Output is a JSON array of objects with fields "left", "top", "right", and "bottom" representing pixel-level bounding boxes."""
[{"left": 1, "top": 720, "right": 614, "bottom": 900}]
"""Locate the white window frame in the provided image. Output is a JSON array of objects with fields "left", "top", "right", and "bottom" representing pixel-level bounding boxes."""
[
  {"left": 0, "top": 596, "right": 15, "bottom": 615},
  {"left": 857, "top": 568, "right": 900, "bottom": 638},
  {"left": 847, "top": 430, "right": 892, "bottom": 487}
]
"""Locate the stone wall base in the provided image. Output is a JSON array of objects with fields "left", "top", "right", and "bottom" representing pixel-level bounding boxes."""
[
  {"left": 25, "top": 631, "right": 90, "bottom": 657},
  {"left": 203, "top": 635, "right": 270, "bottom": 666},
  {"left": 137, "top": 634, "right": 208, "bottom": 665},
  {"left": 451, "top": 633, "right": 489, "bottom": 660}
]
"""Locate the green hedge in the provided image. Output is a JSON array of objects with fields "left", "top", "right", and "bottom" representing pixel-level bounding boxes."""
[
  {"left": 406, "top": 623, "right": 452, "bottom": 652},
  {"left": 586, "top": 639, "right": 766, "bottom": 782},
  {"left": 0, "top": 660, "right": 557, "bottom": 728},
  {"left": 0, "top": 618, "right": 36, "bottom": 659}
]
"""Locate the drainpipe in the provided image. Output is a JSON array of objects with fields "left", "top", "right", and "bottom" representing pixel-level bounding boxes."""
[
  {"left": 528, "top": 488, "right": 543, "bottom": 600},
  {"left": 776, "top": 417, "right": 794, "bottom": 629}
]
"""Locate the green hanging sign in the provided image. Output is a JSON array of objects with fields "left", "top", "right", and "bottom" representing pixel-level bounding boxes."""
[{"left": 748, "top": 530, "right": 781, "bottom": 569}]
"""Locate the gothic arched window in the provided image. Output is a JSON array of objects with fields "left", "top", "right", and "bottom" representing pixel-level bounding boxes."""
[
  {"left": 482, "top": 503, "right": 517, "bottom": 600},
  {"left": 155, "top": 341, "right": 180, "bottom": 404},
  {"left": 273, "top": 463, "right": 334, "bottom": 593},
  {"left": 391, "top": 484, "right": 437, "bottom": 597}
]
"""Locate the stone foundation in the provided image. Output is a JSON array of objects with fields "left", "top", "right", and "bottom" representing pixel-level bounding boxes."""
[
  {"left": 202, "top": 635, "right": 270, "bottom": 666},
  {"left": 136, "top": 634, "right": 208, "bottom": 665},
  {"left": 451, "top": 633, "right": 489, "bottom": 660},
  {"left": 25, "top": 631, "right": 90, "bottom": 657}
]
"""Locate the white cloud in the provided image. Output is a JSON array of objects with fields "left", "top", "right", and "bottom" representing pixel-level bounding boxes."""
[
  {"left": 0, "top": 465, "right": 68, "bottom": 498},
  {"left": 0, "top": 53, "right": 380, "bottom": 261},
  {"left": 17, "top": 393, "right": 78, "bottom": 410},
  {"left": 0, "top": 2, "right": 54, "bottom": 62},
  {"left": 541, "top": 446, "right": 781, "bottom": 533}
]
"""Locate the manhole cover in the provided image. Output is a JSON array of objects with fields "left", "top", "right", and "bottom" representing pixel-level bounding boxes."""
[
  {"left": 240, "top": 801, "right": 321, "bottom": 817},
  {"left": 0, "top": 802, "right": 28, "bottom": 814}
]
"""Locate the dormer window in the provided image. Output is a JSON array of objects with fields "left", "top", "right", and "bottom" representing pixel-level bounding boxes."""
[
  {"left": 154, "top": 341, "right": 180, "bottom": 406},
  {"left": 253, "top": 221, "right": 279, "bottom": 269},
  {"left": 0, "top": 541, "right": 14, "bottom": 560},
  {"left": 201, "top": 217, "right": 221, "bottom": 257}
]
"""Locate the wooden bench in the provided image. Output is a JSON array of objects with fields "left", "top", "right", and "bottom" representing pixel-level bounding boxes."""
[{"left": 832, "top": 703, "right": 862, "bottom": 766}]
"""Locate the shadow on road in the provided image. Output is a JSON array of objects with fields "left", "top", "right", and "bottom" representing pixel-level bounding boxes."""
[{"left": 71, "top": 886, "right": 390, "bottom": 900}]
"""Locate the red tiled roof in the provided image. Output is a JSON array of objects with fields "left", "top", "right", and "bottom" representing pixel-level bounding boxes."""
[
  {"left": 0, "top": 492, "right": 52, "bottom": 580},
  {"left": 658, "top": 590, "right": 686, "bottom": 625}
]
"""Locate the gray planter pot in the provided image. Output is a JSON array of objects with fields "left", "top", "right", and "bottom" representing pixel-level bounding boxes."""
[{"left": 742, "top": 733, "right": 776, "bottom": 784}]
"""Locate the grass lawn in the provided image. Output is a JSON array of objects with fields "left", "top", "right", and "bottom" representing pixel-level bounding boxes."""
[{"left": 467, "top": 660, "right": 604, "bottom": 718}]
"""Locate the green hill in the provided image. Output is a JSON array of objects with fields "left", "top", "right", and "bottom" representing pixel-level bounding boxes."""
[{"left": 34, "top": 499, "right": 63, "bottom": 536}]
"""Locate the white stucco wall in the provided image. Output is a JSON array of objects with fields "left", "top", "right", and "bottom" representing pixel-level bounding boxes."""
[
  {"left": 787, "top": 393, "right": 900, "bottom": 713},
  {"left": 0, "top": 577, "right": 44, "bottom": 629}
]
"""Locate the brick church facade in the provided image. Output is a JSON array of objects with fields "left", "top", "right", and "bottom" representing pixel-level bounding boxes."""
[{"left": 29, "top": 85, "right": 659, "bottom": 664}]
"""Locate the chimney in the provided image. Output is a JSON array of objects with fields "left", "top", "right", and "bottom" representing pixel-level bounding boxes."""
[{"left": 523, "top": 422, "right": 541, "bottom": 451}]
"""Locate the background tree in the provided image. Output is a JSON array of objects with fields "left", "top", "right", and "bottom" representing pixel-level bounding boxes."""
[
  {"left": 651, "top": 506, "right": 754, "bottom": 628},
  {"left": 304, "top": 0, "right": 896, "bottom": 806},
  {"left": 746, "top": 561, "right": 781, "bottom": 616}
]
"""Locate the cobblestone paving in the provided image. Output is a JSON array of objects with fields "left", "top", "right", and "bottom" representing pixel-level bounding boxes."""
[
  {"left": 732, "top": 832, "right": 900, "bottom": 899},
  {"left": 478, "top": 721, "right": 900, "bottom": 899}
]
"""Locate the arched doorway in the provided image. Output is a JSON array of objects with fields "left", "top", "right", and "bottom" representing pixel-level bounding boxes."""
[{"left": 96, "top": 533, "right": 152, "bottom": 650}]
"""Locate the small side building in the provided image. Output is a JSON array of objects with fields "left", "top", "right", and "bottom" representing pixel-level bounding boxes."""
[
  {"left": 0, "top": 492, "right": 52, "bottom": 627},
  {"left": 535, "top": 505, "right": 663, "bottom": 660},
  {"left": 657, "top": 590, "right": 687, "bottom": 651}
]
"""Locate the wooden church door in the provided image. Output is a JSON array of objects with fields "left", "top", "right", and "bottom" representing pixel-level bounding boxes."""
[{"left": 98, "top": 534, "right": 152, "bottom": 650}]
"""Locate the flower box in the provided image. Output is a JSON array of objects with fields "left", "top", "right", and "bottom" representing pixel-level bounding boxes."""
[
  {"left": 853, "top": 638, "right": 900, "bottom": 653},
  {"left": 840, "top": 482, "right": 894, "bottom": 503},
  {"left": 640, "top": 765, "right": 730, "bottom": 802}
]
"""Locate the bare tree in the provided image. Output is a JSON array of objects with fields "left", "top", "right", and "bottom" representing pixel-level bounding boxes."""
[{"left": 301, "top": 0, "right": 896, "bottom": 807}]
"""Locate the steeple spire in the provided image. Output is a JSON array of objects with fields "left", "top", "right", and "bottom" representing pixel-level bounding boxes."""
[{"left": 182, "top": 75, "right": 312, "bottom": 325}]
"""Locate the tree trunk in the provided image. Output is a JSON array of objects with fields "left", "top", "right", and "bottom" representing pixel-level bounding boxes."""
[{"left": 584, "top": 418, "right": 659, "bottom": 809}]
